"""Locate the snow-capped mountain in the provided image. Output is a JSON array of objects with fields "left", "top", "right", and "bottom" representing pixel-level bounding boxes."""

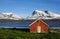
[
  {"left": 27, "top": 10, "right": 60, "bottom": 19},
  {"left": 0, "top": 12, "right": 21, "bottom": 20}
]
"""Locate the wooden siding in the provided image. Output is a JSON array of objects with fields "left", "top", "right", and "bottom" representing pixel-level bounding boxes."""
[{"left": 30, "top": 20, "right": 48, "bottom": 33}]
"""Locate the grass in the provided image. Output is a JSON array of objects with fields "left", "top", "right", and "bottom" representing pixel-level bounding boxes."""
[{"left": 0, "top": 28, "right": 60, "bottom": 39}]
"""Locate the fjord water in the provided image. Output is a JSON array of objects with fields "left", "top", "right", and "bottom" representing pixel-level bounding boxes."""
[{"left": 0, "top": 20, "right": 60, "bottom": 28}]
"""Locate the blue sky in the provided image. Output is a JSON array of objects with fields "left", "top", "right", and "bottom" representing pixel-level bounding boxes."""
[{"left": 0, "top": 0, "right": 60, "bottom": 18}]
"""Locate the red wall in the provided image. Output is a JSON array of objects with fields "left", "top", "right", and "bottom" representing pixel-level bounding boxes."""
[{"left": 30, "top": 20, "right": 48, "bottom": 33}]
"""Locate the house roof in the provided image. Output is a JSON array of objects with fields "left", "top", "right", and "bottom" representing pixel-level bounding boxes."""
[{"left": 29, "top": 19, "right": 48, "bottom": 26}]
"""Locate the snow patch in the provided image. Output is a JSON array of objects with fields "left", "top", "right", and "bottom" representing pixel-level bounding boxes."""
[
  {"left": 0, "top": 12, "right": 21, "bottom": 20},
  {"left": 27, "top": 10, "right": 60, "bottom": 19}
]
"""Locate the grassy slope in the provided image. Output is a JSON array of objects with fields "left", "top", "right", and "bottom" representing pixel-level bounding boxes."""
[{"left": 0, "top": 29, "right": 60, "bottom": 39}]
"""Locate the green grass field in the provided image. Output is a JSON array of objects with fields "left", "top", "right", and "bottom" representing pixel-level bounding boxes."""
[{"left": 0, "top": 28, "right": 60, "bottom": 39}]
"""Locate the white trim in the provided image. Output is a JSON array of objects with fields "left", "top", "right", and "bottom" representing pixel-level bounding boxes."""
[
  {"left": 29, "top": 20, "right": 38, "bottom": 26},
  {"left": 40, "top": 20, "right": 49, "bottom": 27},
  {"left": 29, "top": 19, "right": 48, "bottom": 27}
]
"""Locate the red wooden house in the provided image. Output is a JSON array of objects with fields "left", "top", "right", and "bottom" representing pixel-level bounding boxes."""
[{"left": 29, "top": 20, "right": 48, "bottom": 33}]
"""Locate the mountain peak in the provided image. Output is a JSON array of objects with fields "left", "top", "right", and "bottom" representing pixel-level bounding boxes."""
[{"left": 27, "top": 10, "right": 60, "bottom": 19}]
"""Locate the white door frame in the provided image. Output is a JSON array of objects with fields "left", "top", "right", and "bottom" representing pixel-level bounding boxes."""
[{"left": 37, "top": 26, "right": 41, "bottom": 33}]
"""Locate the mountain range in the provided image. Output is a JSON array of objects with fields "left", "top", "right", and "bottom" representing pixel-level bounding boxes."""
[
  {"left": 0, "top": 10, "right": 60, "bottom": 20},
  {"left": 0, "top": 12, "right": 21, "bottom": 20},
  {"left": 27, "top": 10, "right": 60, "bottom": 20}
]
